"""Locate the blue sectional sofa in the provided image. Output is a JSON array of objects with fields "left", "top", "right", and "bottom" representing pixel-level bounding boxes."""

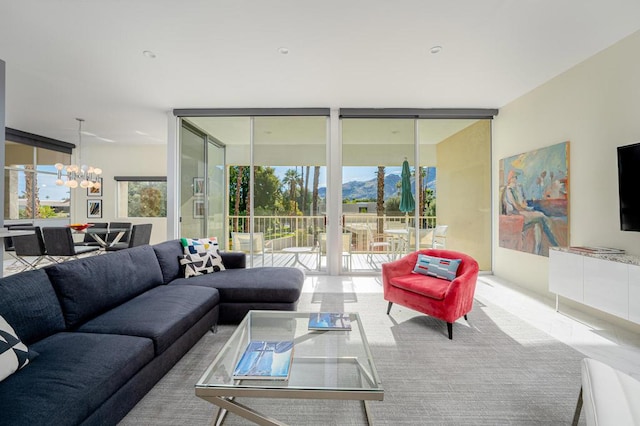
[{"left": 0, "top": 240, "right": 304, "bottom": 425}]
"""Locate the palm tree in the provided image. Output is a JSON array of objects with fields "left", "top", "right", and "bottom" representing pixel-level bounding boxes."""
[
  {"left": 234, "top": 166, "right": 244, "bottom": 231},
  {"left": 302, "top": 166, "right": 310, "bottom": 215},
  {"left": 376, "top": 166, "right": 385, "bottom": 234},
  {"left": 282, "top": 169, "right": 299, "bottom": 214},
  {"left": 312, "top": 166, "right": 320, "bottom": 215}
]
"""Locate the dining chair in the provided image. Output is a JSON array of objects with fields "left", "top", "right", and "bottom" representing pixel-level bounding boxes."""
[
  {"left": 12, "top": 226, "right": 55, "bottom": 270},
  {"left": 107, "top": 222, "right": 132, "bottom": 244},
  {"left": 105, "top": 223, "right": 153, "bottom": 251},
  {"left": 2, "top": 223, "right": 35, "bottom": 270},
  {"left": 75, "top": 222, "right": 108, "bottom": 247},
  {"left": 42, "top": 227, "right": 100, "bottom": 261}
]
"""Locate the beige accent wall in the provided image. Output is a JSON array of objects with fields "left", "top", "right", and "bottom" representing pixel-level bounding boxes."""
[
  {"left": 72, "top": 144, "right": 168, "bottom": 244},
  {"left": 437, "top": 120, "right": 492, "bottom": 270},
  {"left": 493, "top": 29, "right": 640, "bottom": 328}
]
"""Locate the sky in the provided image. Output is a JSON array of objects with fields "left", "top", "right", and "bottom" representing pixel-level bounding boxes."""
[
  {"left": 271, "top": 166, "right": 403, "bottom": 188},
  {"left": 24, "top": 165, "right": 405, "bottom": 201}
]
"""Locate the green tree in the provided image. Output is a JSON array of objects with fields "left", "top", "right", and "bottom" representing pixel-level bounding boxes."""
[
  {"left": 312, "top": 166, "right": 320, "bottom": 215},
  {"left": 254, "top": 166, "right": 282, "bottom": 214}
]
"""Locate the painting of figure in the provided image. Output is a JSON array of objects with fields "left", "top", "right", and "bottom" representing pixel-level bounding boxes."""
[{"left": 499, "top": 142, "right": 569, "bottom": 256}]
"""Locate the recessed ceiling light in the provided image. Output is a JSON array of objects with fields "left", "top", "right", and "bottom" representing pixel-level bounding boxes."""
[
  {"left": 430, "top": 45, "right": 443, "bottom": 54},
  {"left": 277, "top": 47, "right": 289, "bottom": 55},
  {"left": 143, "top": 50, "right": 157, "bottom": 59}
]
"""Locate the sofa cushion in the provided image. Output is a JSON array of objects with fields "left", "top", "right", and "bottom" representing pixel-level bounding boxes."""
[
  {"left": 390, "top": 274, "right": 450, "bottom": 300},
  {"left": 0, "top": 315, "right": 35, "bottom": 382},
  {"left": 45, "top": 245, "right": 164, "bottom": 329},
  {"left": 170, "top": 266, "right": 304, "bottom": 304},
  {"left": 180, "top": 251, "right": 225, "bottom": 278},
  {"left": 76, "top": 285, "right": 219, "bottom": 355},
  {"left": 0, "top": 269, "right": 66, "bottom": 345},
  {"left": 413, "top": 254, "right": 461, "bottom": 281},
  {"left": 0, "top": 331, "right": 154, "bottom": 426}
]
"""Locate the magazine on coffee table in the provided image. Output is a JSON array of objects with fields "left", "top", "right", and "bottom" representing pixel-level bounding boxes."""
[
  {"left": 232, "top": 340, "right": 294, "bottom": 380},
  {"left": 308, "top": 312, "right": 352, "bottom": 331}
]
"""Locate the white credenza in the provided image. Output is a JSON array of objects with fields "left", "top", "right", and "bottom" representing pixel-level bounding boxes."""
[{"left": 549, "top": 247, "right": 640, "bottom": 324}]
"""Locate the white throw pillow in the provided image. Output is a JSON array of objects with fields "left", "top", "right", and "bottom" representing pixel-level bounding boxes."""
[{"left": 0, "top": 315, "right": 31, "bottom": 382}]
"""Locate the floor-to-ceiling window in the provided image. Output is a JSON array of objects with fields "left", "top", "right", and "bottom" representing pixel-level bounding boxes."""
[{"left": 173, "top": 108, "right": 494, "bottom": 273}]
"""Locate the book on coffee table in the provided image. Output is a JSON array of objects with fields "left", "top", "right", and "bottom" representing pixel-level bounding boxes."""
[
  {"left": 308, "top": 312, "right": 352, "bottom": 331},
  {"left": 232, "top": 340, "right": 294, "bottom": 380}
]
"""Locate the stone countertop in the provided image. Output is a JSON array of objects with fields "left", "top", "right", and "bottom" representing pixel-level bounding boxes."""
[{"left": 551, "top": 246, "right": 640, "bottom": 266}]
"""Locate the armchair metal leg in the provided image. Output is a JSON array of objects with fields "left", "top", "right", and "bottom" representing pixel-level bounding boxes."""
[
  {"left": 571, "top": 387, "right": 583, "bottom": 426},
  {"left": 386, "top": 302, "right": 393, "bottom": 315},
  {"left": 447, "top": 322, "right": 453, "bottom": 340},
  {"left": 464, "top": 314, "right": 468, "bottom": 320}
]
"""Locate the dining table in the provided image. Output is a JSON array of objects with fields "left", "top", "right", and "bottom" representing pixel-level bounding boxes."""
[{"left": 75, "top": 227, "right": 130, "bottom": 248}]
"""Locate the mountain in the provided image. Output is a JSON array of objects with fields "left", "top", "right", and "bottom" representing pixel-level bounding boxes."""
[{"left": 318, "top": 169, "right": 436, "bottom": 201}]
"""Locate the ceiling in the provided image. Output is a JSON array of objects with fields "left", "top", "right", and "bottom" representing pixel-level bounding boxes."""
[{"left": 1, "top": 0, "right": 639, "bottom": 148}]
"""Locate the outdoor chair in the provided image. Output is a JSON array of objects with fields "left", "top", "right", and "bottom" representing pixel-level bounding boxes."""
[
  {"left": 382, "top": 248, "right": 479, "bottom": 339},
  {"left": 366, "top": 225, "right": 391, "bottom": 264},
  {"left": 75, "top": 222, "right": 108, "bottom": 247},
  {"left": 12, "top": 226, "right": 56, "bottom": 270},
  {"left": 42, "top": 227, "right": 100, "bottom": 261},
  {"left": 431, "top": 225, "right": 448, "bottom": 249},
  {"left": 105, "top": 223, "right": 153, "bottom": 251},
  {"left": 231, "top": 232, "right": 273, "bottom": 266},
  {"left": 317, "top": 232, "right": 352, "bottom": 271}
]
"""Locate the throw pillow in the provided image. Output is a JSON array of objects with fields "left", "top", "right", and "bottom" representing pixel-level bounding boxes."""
[
  {"left": 180, "top": 237, "right": 220, "bottom": 256},
  {"left": 413, "top": 254, "right": 462, "bottom": 281},
  {"left": 0, "top": 315, "right": 33, "bottom": 382},
  {"left": 179, "top": 251, "right": 225, "bottom": 278}
]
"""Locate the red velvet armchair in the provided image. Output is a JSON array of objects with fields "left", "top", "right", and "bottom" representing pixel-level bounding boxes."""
[{"left": 382, "top": 249, "right": 480, "bottom": 339}]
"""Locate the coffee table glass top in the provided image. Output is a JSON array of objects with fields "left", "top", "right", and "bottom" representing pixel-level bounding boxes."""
[{"left": 196, "top": 310, "right": 383, "bottom": 395}]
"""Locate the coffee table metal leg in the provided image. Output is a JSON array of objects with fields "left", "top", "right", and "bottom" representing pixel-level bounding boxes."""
[
  {"left": 363, "top": 400, "right": 373, "bottom": 426},
  {"left": 210, "top": 396, "right": 287, "bottom": 426}
]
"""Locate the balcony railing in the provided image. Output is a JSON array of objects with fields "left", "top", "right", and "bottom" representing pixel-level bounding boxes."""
[{"left": 228, "top": 214, "right": 437, "bottom": 253}]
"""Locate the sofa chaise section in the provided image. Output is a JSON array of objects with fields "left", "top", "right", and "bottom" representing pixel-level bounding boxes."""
[{"left": 152, "top": 239, "right": 305, "bottom": 323}]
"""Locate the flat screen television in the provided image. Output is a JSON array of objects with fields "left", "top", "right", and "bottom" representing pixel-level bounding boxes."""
[{"left": 617, "top": 142, "right": 640, "bottom": 231}]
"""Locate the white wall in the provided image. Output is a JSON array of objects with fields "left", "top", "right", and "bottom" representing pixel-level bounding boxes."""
[
  {"left": 493, "top": 30, "right": 640, "bottom": 318},
  {"left": 72, "top": 144, "right": 168, "bottom": 244}
]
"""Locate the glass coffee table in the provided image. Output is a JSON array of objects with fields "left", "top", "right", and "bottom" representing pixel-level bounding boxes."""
[{"left": 195, "top": 310, "right": 384, "bottom": 425}]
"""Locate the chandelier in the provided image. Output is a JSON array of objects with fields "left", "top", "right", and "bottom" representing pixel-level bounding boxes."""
[{"left": 55, "top": 118, "right": 102, "bottom": 189}]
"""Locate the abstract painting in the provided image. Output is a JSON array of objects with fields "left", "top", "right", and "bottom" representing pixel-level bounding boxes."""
[{"left": 499, "top": 141, "right": 569, "bottom": 256}]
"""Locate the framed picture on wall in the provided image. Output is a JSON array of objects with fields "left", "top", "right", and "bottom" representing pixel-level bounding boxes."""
[
  {"left": 87, "top": 178, "right": 102, "bottom": 197},
  {"left": 87, "top": 199, "right": 103, "bottom": 218},
  {"left": 193, "top": 200, "right": 205, "bottom": 218},
  {"left": 193, "top": 177, "right": 204, "bottom": 197}
]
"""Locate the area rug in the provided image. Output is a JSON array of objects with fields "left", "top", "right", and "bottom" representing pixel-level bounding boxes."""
[{"left": 119, "top": 291, "right": 585, "bottom": 425}]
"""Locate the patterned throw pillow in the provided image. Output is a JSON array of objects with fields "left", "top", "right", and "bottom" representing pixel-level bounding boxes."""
[
  {"left": 179, "top": 237, "right": 225, "bottom": 277},
  {"left": 180, "top": 237, "right": 220, "bottom": 255},
  {"left": 0, "top": 315, "right": 32, "bottom": 382},
  {"left": 413, "top": 254, "right": 462, "bottom": 281},
  {"left": 179, "top": 252, "right": 225, "bottom": 278}
]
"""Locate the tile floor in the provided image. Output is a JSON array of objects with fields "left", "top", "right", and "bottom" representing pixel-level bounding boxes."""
[{"left": 302, "top": 272, "right": 640, "bottom": 380}]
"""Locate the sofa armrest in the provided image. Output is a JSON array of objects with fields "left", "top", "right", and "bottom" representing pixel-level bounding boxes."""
[{"left": 220, "top": 252, "right": 246, "bottom": 269}]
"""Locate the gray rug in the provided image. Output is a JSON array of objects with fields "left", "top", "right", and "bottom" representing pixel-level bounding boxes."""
[{"left": 119, "top": 292, "right": 585, "bottom": 425}]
